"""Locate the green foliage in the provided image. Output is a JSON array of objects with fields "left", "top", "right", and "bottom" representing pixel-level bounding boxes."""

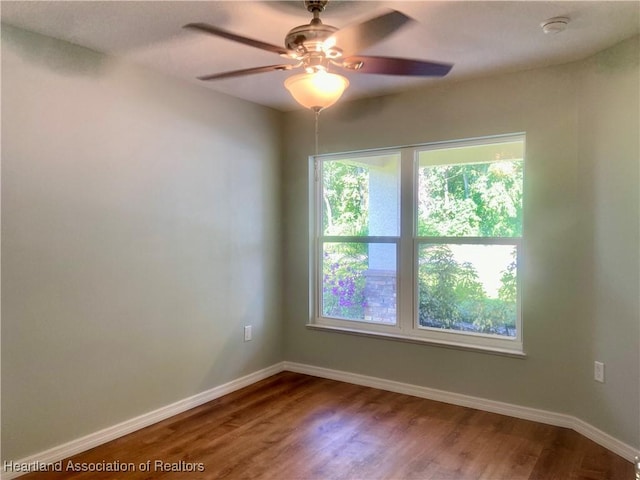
[
  {"left": 418, "top": 245, "right": 517, "bottom": 336},
  {"left": 498, "top": 252, "right": 518, "bottom": 303},
  {"left": 418, "top": 161, "right": 523, "bottom": 237},
  {"left": 322, "top": 161, "right": 369, "bottom": 236},
  {"left": 418, "top": 245, "right": 462, "bottom": 328}
]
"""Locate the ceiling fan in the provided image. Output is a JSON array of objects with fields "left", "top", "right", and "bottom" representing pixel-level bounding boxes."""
[{"left": 184, "top": 0, "right": 453, "bottom": 110}]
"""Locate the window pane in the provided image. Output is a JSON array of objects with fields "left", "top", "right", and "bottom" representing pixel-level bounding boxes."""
[
  {"left": 417, "top": 244, "right": 517, "bottom": 337},
  {"left": 417, "top": 143, "right": 523, "bottom": 237},
  {"left": 322, "top": 242, "right": 397, "bottom": 324},
  {"left": 322, "top": 154, "right": 399, "bottom": 236}
]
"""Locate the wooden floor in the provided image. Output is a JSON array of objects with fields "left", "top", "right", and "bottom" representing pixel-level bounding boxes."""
[{"left": 21, "top": 372, "right": 632, "bottom": 479}]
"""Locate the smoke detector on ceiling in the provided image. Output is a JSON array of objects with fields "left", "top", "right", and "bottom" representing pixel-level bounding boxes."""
[{"left": 541, "top": 17, "right": 570, "bottom": 34}]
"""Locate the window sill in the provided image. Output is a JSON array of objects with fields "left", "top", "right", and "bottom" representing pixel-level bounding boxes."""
[{"left": 306, "top": 323, "right": 527, "bottom": 358}]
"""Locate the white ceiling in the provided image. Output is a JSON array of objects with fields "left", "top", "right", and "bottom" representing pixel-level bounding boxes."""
[{"left": 2, "top": 1, "right": 639, "bottom": 111}]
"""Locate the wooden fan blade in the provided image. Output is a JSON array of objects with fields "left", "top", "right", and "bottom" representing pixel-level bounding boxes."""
[
  {"left": 341, "top": 56, "right": 453, "bottom": 77},
  {"left": 330, "top": 10, "right": 412, "bottom": 58},
  {"left": 198, "top": 64, "right": 295, "bottom": 81},
  {"left": 184, "top": 23, "right": 289, "bottom": 56}
]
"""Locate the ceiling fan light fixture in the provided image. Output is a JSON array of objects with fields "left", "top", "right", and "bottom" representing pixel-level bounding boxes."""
[{"left": 284, "top": 70, "right": 349, "bottom": 111}]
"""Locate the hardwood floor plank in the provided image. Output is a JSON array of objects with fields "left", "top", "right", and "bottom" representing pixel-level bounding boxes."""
[{"left": 17, "top": 372, "right": 633, "bottom": 480}]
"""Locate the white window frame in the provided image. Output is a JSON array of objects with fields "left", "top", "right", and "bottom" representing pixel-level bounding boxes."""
[{"left": 309, "top": 133, "right": 525, "bottom": 356}]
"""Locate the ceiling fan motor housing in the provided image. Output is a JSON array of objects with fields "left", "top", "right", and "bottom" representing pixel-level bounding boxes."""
[
  {"left": 285, "top": 23, "right": 338, "bottom": 52},
  {"left": 284, "top": 23, "right": 342, "bottom": 74},
  {"left": 284, "top": 0, "right": 343, "bottom": 66}
]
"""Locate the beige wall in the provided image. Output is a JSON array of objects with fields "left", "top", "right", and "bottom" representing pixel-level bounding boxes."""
[
  {"left": 1, "top": 25, "right": 284, "bottom": 461},
  {"left": 574, "top": 37, "right": 640, "bottom": 447},
  {"left": 282, "top": 36, "right": 639, "bottom": 448}
]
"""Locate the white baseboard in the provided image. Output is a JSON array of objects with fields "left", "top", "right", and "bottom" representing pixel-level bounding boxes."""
[
  {"left": 283, "top": 361, "right": 639, "bottom": 463},
  {"left": 4, "top": 360, "right": 637, "bottom": 479},
  {"left": 2, "top": 363, "right": 285, "bottom": 480}
]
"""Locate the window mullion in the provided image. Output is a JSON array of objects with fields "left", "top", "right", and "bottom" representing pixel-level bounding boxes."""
[
  {"left": 398, "top": 147, "right": 416, "bottom": 334},
  {"left": 415, "top": 236, "right": 521, "bottom": 245},
  {"left": 312, "top": 155, "right": 321, "bottom": 322},
  {"left": 321, "top": 236, "right": 397, "bottom": 244}
]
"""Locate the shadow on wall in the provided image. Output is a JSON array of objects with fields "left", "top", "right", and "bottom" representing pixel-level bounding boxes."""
[
  {"left": 2, "top": 24, "right": 110, "bottom": 77},
  {"left": 333, "top": 95, "right": 392, "bottom": 122},
  {"left": 595, "top": 35, "right": 640, "bottom": 74}
]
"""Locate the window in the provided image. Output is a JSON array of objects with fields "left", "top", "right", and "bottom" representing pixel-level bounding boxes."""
[{"left": 311, "top": 134, "right": 525, "bottom": 355}]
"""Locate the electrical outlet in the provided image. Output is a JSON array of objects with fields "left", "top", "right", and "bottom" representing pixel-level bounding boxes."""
[
  {"left": 594, "top": 361, "right": 605, "bottom": 383},
  {"left": 244, "top": 325, "right": 252, "bottom": 342}
]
